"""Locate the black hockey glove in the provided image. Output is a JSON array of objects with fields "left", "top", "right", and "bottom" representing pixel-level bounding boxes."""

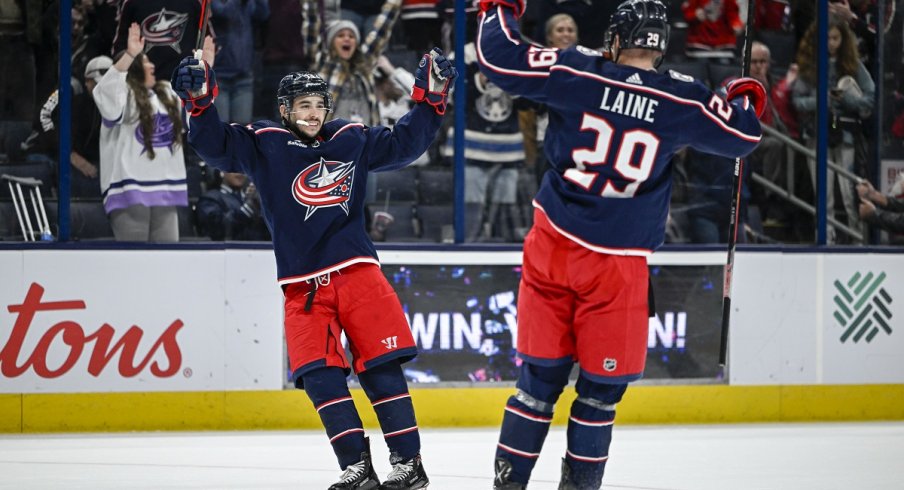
[
  {"left": 478, "top": 0, "right": 526, "bottom": 18},
  {"left": 172, "top": 56, "right": 219, "bottom": 116},
  {"left": 411, "top": 48, "right": 457, "bottom": 116}
]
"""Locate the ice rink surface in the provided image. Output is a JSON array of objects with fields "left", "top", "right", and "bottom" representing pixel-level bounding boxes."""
[{"left": 1, "top": 422, "right": 902, "bottom": 489}]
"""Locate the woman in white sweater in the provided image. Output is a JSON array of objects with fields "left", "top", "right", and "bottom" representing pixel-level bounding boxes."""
[{"left": 93, "top": 22, "right": 188, "bottom": 242}]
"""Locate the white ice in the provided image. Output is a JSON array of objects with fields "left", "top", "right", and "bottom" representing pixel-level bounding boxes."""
[{"left": 1, "top": 423, "right": 902, "bottom": 489}]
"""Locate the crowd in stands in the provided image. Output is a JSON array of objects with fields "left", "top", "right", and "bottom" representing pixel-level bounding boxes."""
[{"left": 0, "top": 0, "right": 903, "bottom": 245}]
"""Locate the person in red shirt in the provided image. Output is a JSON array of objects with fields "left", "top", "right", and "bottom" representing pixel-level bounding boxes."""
[{"left": 682, "top": 0, "right": 744, "bottom": 62}]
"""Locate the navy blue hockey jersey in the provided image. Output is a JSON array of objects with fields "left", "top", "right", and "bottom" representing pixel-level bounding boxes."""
[
  {"left": 477, "top": 6, "right": 762, "bottom": 255},
  {"left": 187, "top": 103, "right": 441, "bottom": 285}
]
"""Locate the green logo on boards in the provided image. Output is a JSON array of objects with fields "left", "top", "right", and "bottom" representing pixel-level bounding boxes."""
[{"left": 833, "top": 271, "right": 893, "bottom": 343}]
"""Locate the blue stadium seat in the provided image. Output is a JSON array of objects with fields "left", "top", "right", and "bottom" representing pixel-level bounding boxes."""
[
  {"left": 417, "top": 168, "right": 454, "bottom": 205},
  {"left": 416, "top": 204, "right": 454, "bottom": 243},
  {"left": 379, "top": 201, "right": 422, "bottom": 242},
  {"left": 70, "top": 200, "right": 114, "bottom": 240},
  {"left": 371, "top": 167, "right": 418, "bottom": 203}
]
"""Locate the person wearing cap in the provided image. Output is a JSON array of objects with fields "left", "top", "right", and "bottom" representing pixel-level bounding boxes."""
[
  {"left": 302, "top": 0, "right": 402, "bottom": 127},
  {"left": 18, "top": 55, "right": 113, "bottom": 198}
]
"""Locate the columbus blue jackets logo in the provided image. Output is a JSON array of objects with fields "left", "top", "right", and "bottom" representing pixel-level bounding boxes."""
[
  {"left": 140, "top": 8, "right": 189, "bottom": 52},
  {"left": 292, "top": 158, "right": 356, "bottom": 220}
]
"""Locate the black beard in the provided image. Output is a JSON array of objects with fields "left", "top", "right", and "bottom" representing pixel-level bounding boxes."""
[{"left": 283, "top": 116, "right": 320, "bottom": 144}]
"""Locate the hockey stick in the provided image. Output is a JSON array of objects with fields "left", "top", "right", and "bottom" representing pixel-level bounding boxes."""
[
  {"left": 719, "top": 0, "right": 756, "bottom": 368},
  {"left": 191, "top": 0, "right": 213, "bottom": 95},
  {"left": 194, "top": 0, "right": 212, "bottom": 55}
]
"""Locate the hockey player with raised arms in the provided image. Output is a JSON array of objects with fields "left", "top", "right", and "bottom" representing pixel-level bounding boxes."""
[
  {"left": 171, "top": 39, "right": 455, "bottom": 490},
  {"left": 477, "top": 0, "right": 765, "bottom": 489}
]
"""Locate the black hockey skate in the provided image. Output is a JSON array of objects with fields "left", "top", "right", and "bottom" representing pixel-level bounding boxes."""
[
  {"left": 328, "top": 438, "right": 380, "bottom": 490},
  {"left": 493, "top": 458, "right": 526, "bottom": 490},
  {"left": 558, "top": 457, "right": 601, "bottom": 490},
  {"left": 379, "top": 453, "right": 429, "bottom": 489}
]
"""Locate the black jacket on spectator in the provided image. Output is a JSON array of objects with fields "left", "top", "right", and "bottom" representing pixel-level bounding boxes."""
[{"left": 868, "top": 196, "right": 904, "bottom": 234}]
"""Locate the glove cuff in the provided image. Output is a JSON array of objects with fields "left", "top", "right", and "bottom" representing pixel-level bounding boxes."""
[
  {"left": 186, "top": 85, "right": 218, "bottom": 116},
  {"left": 411, "top": 83, "right": 427, "bottom": 104}
]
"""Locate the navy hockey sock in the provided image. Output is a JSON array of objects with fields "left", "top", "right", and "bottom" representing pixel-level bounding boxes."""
[
  {"left": 301, "top": 367, "right": 367, "bottom": 469},
  {"left": 563, "top": 376, "right": 627, "bottom": 488},
  {"left": 496, "top": 362, "right": 572, "bottom": 484},
  {"left": 358, "top": 361, "right": 420, "bottom": 463}
]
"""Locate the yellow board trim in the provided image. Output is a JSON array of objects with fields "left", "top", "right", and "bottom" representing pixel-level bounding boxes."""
[{"left": 3, "top": 385, "right": 903, "bottom": 433}]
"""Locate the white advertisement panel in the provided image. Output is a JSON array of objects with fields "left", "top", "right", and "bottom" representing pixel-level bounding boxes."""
[
  {"left": 731, "top": 251, "right": 904, "bottom": 385},
  {"left": 223, "top": 249, "right": 283, "bottom": 389},
  {"left": 821, "top": 255, "right": 903, "bottom": 384},
  {"left": 3, "top": 248, "right": 902, "bottom": 392},
  {"left": 731, "top": 253, "right": 821, "bottom": 385},
  {"left": 0, "top": 250, "right": 284, "bottom": 394}
]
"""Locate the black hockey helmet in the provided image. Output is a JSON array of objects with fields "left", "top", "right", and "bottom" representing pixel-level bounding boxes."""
[
  {"left": 276, "top": 71, "right": 333, "bottom": 112},
  {"left": 604, "top": 0, "right": 670, "bottom": 56}
]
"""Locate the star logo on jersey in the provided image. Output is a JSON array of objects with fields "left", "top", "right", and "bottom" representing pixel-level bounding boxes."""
[
  {"left": 141, "top": 8, "right": 189, "bottom": 52},
  {"left": 292, "top": 158, "right": 356, "bottom": 220}
]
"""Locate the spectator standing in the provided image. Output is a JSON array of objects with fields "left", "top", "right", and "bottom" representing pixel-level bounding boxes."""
[
  {"left": 196, "top": 171, "right": 270, "bottom": 240},
  {"left": 682, "top": 0, "right": 744, "bottom": 63},
  {"left": 210, "top": 0, "right": 268, "bottom": 125},
  {"left": 793, "top": 16, "right": 875, "bottom": 243},
  {"left": 0, "top": 0, "right": 46, "bottom": 158},
  {"left": 20, "top": 55, "right": 112, "bottom": 198},
  {"left": 112, "top": 0, "right": 203, "bottom": 84},
  {"left": 94, "top": 23, "right": 188, "bottom": 242},
  {"left": 531, "top": 0, "right": 616, "bottom": 49},
  {"left": 302, "top": 0, "right": 402, "bottom": 127},
  {"left": 518, "top": 13, "right": 578, "bottom": 188},
  {"left": 443, "top": 43, "right": 526, "bottom": 241}
]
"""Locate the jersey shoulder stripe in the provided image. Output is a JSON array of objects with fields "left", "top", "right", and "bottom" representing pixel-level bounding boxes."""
[{"left": 548, "top": 65, "right": 761, "bottom": 142}]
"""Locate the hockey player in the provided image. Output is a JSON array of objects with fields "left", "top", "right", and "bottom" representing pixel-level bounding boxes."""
[
  {"left": 476, "top": 0, "right": 765, "bottom": 489},
  {"left": 171, "top": 39, "right": 456, "bottom": 489}
]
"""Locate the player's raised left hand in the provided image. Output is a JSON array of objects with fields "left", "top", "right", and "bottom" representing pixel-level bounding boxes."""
[
  {"left": 172, "top": 56, "right": 219, "bottom": 116},
  {"left": 478, "top": 0, "right": 526, "bottom": 18},
  {"left": 411, "top": 48, "right": 457, "bottom": 115},
  {"left": 726, "top": 77, "right": 767, "bottom": 119}
]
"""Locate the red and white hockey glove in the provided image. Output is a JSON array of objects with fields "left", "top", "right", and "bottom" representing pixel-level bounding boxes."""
[
  {"left": 171, "top": 56, "right": 219, "bottom": 116},
  {"left": 726, "top": 77, "right": 767, "bottom": 119},
  {"left": 411, "top": 48, "right": 457, "bottom": 116},
  {"left": 478, "top": 0, "right": 526, "bottom": 18}
]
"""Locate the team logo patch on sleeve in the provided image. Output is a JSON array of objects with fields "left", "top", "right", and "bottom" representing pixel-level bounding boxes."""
[{"left": 292, "top": 158, "right": 356, "bottom": 220}]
